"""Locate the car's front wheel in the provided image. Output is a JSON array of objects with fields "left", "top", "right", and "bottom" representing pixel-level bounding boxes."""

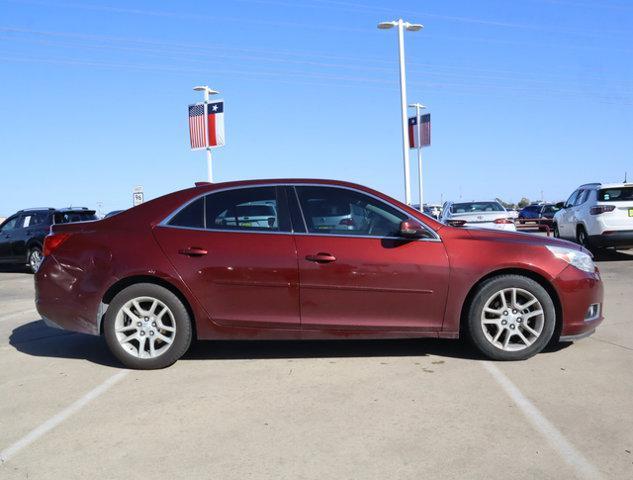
[
  {"left": 466, "top": 275, "right": 556, "bottom": 360},
  {"left": 104, "top": 283, "right": 193, "bottom": 369}
]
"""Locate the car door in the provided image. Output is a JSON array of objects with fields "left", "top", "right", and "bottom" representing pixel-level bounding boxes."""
[
  {"left": 0, "top": 216, "right": 20, "bottom": 261},
  {"left": 558, "top": 190, "right": 579, "bottom": 239},
  {"left": 153, "top": 186, "right": 301, "bottom": 329},
  {"left": 292, "top": 185, "right": 450, "bottom": 331}
]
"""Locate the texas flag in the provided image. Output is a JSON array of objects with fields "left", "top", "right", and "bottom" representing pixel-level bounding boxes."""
[
  {"left": 408, "top": 113, "right": 431, "bottom": 148},
  {"left": 205, "top": 100, "right": 225, "bottom": 148}
]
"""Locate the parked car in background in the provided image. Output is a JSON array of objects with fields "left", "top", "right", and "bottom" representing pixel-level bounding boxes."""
[
  {"left": 105, "top": 210, "right": 125, "bottom": 218},
  {"left": 35, "top": 179, "right": 602, "bottom": 369},
  {"left": 553, "top": 182, "right": 633, "bottom": 251},
  {"left": 411, "top": 203, "right": 442, "bottom": 219},
  {"left": 440, "top": 200, "right": 516, "bottom": 231},
  {"left": 518, "top": 203, "right": 561, "bottom": 231},
  {"left": 0, "top": 207, "right": 97, "bottom": 272}
]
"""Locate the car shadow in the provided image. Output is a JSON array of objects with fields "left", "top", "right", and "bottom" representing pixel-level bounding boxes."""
[
  {"left": 11, "top": 319, "right": 571, "bottom": 367},
  {"left": 593, "top": 249, "right": 633, "bottom": 262},
  {"left": 0, "top": 265, "right": 29, "bottom": 274}
]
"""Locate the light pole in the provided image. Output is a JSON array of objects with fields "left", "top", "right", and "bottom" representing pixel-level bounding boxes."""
[
  {"left": 409, "top": 102, "right": 426, "bottom": 209},
  {"left": 378, "top": 19, "right": 423, "bottom": 205},
  {"left": 193, "top": 85, "right": 219, "bottom": 182}
]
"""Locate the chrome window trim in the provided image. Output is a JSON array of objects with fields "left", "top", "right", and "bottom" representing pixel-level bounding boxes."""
[{"left": 158, "top": 182, "right": 442, "bottom": 243}]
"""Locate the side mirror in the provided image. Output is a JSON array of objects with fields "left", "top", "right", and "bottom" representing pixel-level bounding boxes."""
[
  {"left": 555, "top": 202, "right": 565, "bottom": 209},
  {"left": 399, "top": 219, "right": 427, "bottom": 238}
]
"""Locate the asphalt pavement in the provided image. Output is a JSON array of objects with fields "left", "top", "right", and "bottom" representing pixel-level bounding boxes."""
[{"left": 0, "top": 251, "right": 632, "bottom": 479}]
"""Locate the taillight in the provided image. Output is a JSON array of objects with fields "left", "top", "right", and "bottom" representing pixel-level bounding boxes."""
[
  {"left": 43, "top": 233, "right": 71, "bottom": 257},
  {"left": 590, "top": 205, "right": 616, "bottom": 215},
  {"left": 494, "top": 218, "right": 514, "bottom": 224}
]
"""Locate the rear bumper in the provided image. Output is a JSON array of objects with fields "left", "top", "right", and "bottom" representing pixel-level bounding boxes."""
[
  {"left": 553, "top": 265, "right": 604, "bottom": 339},
  {"left": 35, "top": 256, "right": 101, "bottom": 335},
  {"left": 589, "top": 230, "right": 633, "bottom": 249}
]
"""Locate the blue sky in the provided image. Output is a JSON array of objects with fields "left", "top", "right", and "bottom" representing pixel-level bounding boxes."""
[{"left": 1, "top": 0, "right": 632, "bottom": 216}]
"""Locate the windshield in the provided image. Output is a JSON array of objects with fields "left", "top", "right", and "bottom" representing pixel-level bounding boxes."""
[
  {"left": 599, "top": 187, "right": 633, "bottom": 202},
  {"left": 451, "top": 202, "right": 504, "bottom": 213}
]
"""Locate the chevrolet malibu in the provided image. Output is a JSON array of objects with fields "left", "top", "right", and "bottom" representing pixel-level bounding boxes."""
[{"left": 35, "top": 179, "right": 604, "bottom": 369}]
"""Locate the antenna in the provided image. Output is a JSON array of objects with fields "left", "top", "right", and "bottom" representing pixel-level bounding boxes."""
[{"left": 625, "top": 171, "right": 628, "bottom": 183}]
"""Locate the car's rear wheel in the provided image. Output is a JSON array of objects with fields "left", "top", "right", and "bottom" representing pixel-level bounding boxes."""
[
  {"left": 466, "top": 275, "right": 556, "bottom": 360},
  {"left": 104, "top": 283, "right": 192, "bottom": 369},
  {"left": 27, "top": 246, "right": 43, "bottom": 273},
  {"left": 553, "top": 223, "right": 560, "bottom": 238},
  {"left": 576, "top": 226, "right": 591, "bottom": 249}
]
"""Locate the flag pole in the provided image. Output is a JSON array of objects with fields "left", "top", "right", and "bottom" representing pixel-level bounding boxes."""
[
  {"left": 206, "top": 148, "right": 213, "bottom": 182},
  {"left": 416, "top": 104, "right": 423, "bottom": 209}
]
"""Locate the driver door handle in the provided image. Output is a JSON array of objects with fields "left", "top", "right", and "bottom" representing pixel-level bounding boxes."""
[
  {"left": 305, "top": 252, "right": 336, "bottom": 263},
  {"left": 178, "top": 247, "right": 208, "bottom": 257}
]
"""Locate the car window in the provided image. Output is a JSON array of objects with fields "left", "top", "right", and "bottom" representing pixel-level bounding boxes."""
[
  {"left": 565, "top": 190, "right": 579, "bottom": 207},
  {"left": 207, "top": 187, "right": 288, "bottom": 232},
  {"left": 295, "top": 186, "right": 409, "bottom": 237},
  {"left": 599, "top": 187, "right": 633, "bottom": 202},
  {"left": 542, "top": 205, "right": 560, "bottom": 214},
  {"left": 168, "top": 197, "right": 205, "bottom": 229},
  {"left": 451, "top": 202, "right": 504, "bottom": 213},
  {"left": 54, "top": 212, "right": 98, "bottom": 224},
  {"left": 573, "top": 189, "right": 589, "bottom": 206},
  {"left": 0, "top": 216, "right": 19, "bottom": 232}
]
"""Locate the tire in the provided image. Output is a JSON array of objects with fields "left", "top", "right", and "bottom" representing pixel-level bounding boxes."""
[
  {"left": 576, "top": 226, "right": 592, "bottom": 250},
  {"left": 553, "top": 223, "right": 560, "bottom": 238},
  {"left": 27, "top": 246, "right": 43, "bottom": 274},
  {"left": 104, "top": 283, "right": 192, "bottom": 369},
  {"left": 466, "top": 275, "right": 556, "bottom": 361}
]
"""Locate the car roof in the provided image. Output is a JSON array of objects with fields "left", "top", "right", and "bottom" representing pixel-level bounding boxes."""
[{"left": 596, "top": 182, "right": 633, "bottom": 190}]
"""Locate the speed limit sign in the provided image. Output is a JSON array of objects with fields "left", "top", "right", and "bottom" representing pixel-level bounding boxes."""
[{"left": 132, "top": 186, "right": 144, "bottom": 206}]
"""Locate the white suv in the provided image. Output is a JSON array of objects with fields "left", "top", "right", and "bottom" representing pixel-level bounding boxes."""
[{"left": 553, "top": 182, "right": 633, "bottom": 251}]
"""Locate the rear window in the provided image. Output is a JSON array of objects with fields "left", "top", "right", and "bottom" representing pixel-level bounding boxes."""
[
  {"left": 451, "top": 202, "right": 504, "bottom": 213},
  {"left": 235, "top": 205, "right": 275, "bottom": 217},
  {"left": 599, "top": 187, "right": 633, "bottom": 202},
  {"left": 54, "top": 211, "right": 97, "bottom": 224}
]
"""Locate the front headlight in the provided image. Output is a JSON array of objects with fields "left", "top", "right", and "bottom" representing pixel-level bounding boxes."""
[{"left": 546, "top": 245, "right": 595, "bottom": 273}]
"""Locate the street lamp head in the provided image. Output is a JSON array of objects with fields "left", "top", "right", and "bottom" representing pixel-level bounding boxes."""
[
  {"left": 193, "top": 85, "right": 219, "bottom": 95},
  {"left": 408, "top": 103, "right": 427, "bottom": 109},
  {"left": 377, "top": 21, "right": 397, "bottom": 30},
  {"left": 405, "top": 23, "right": 424, "bottom": 32}
]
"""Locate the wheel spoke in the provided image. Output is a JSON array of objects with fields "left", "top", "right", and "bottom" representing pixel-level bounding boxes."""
[
  {"left": 511, "top": 288, "right": 518, "bottom": 309},
  {"left": 493, "top": 328, "right": 504, "bottom": 343},
  {"left": 482, "top": 318, "right": 499, "bottom": 325},
  {"left": 116, "top": 324, "right": 136, "bottom": 333},
  {"left": 157, "top": 319, "right": 175, "bottom": 332},
  {"left": 157, "top": 332, "right": 173, "bottom": 345},
  {"left": 524, "top": 309, "right": 544, "bottom": 320},
  {"left": 521, "top": 323, "right": 539, "bottom": 337},
  {"left": 149, "top": 336, "right": 156, "bottom": 357},
  {"left": 137, "top": 335, "right": 146, "bottom": 357},
  {"left": 518, "top": 298, "right": 538, "bottom": 310},
  {"left": 122, "top": 307, "right": 140, "bottom": 322},
  {"left": 484, "top": 307, "right": 502, "bottom": 315},
  {"left": 516, "top": 329, "right": 530, "bottom": 346},
  {"left": 132, "top": 300, "right": 145, "bottom": 315},
  {"left": 503, "top": 331, "right": 511, "bottom": 349},
  {"left": 499, "top": 290, "right": 508, "bottom": 309},
  {"left": 148, "top": 300, "right": 158, "bottom": 315},
  {"left": 120, "top": 332, "right": 137, "bottom": 344}
]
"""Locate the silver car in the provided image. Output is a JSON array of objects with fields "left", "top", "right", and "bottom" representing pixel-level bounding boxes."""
[{"left": 440, "top": 200, "right": 516, "bottom": 231}]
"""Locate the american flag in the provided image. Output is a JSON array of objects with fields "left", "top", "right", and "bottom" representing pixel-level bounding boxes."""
[
  {"left": 188, "top": 103, "right": 206, "bottom": 150},
  {"left": 408, "top": 113, "right": 431, "bottom": 148}
]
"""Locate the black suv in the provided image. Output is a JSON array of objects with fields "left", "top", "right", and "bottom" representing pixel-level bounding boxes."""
[{"left": 0, "top": 208, "right": 97, "bottom": 273}]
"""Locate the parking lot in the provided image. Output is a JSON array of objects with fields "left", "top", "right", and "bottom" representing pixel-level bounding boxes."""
[{"left": 0, "top": 249, "right": 632, "bottom": 480}]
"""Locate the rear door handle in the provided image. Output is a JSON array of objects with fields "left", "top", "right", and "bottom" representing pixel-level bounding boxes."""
[
  {"left": 305, "top": 252, "right": 336, "bottom": 263},
  {"left": 178, "top": 247, "right": 208, "bottom": 257}
]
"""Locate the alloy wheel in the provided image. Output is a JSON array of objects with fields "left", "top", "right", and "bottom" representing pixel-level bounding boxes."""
[
  {"left": 29, "top": 249, "right": 43, "bottom": 272},
  {"left": 114, "top": 296, "right": 177, "bottom": 359},
  {"left": 480, "top": 287, "right": 545, "bottom": 352}
]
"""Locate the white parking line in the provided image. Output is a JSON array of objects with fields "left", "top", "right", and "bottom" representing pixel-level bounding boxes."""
[
  {"left": 0, "top": 370, "right": 129, "bottom": 464},
  {"left": 482, "top": 362, "right": 603, "bottom": 480},
  {"left": 0, "top": 308, "right": 38, "bottom": 322}
]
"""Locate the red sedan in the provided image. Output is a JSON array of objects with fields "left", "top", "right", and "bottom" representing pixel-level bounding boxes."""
[{"left": 35, "top": 179, "right": 603, "bottom": 369}]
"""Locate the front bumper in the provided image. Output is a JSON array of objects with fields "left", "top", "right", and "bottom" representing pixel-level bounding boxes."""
[
  {"left": 553, "top": 264, "right": 604, "bottom": 340},
  {"left": 589, "top": 230, "right": 633, "bottom": 249}
]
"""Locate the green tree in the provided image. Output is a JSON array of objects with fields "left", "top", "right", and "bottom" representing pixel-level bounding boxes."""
[{"left": 517, "top": 197, "right": 530, "bottom": 209}]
